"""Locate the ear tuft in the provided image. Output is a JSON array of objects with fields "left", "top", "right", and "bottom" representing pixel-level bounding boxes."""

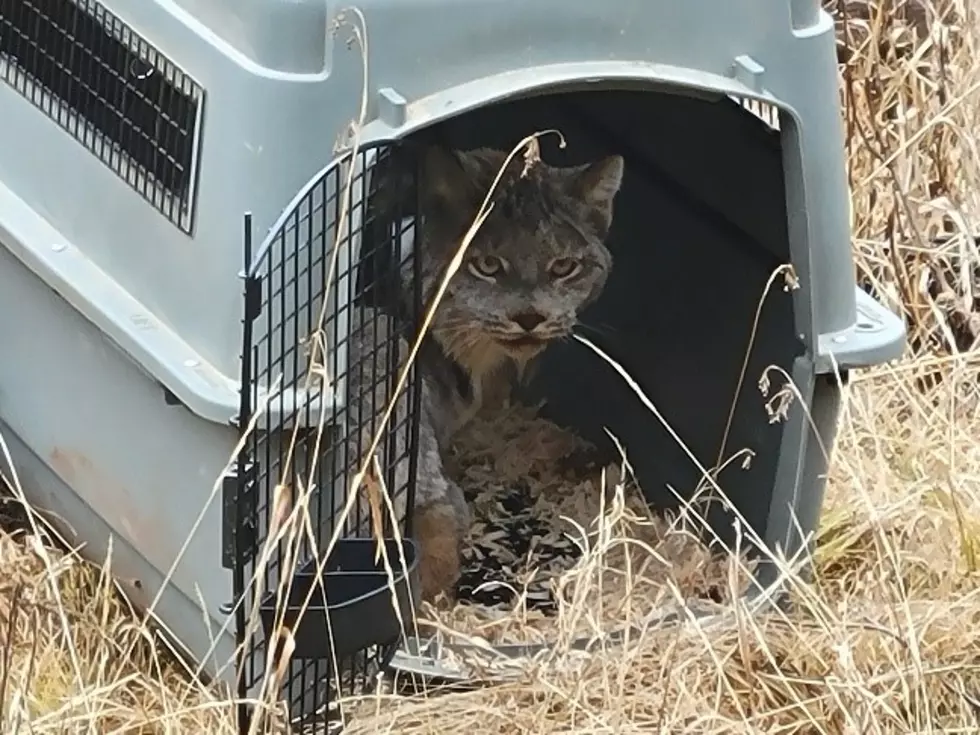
[
  {"left": 570, "top": 155, "right": 625, "bottom": 236},
  {"left": 577, "top": 155, "right": 624, "bottom": 205}
]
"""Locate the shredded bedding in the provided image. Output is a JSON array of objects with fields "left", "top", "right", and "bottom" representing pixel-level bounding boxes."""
[{"left": 419, "top": 401, "right": 756, "bottom": 647}]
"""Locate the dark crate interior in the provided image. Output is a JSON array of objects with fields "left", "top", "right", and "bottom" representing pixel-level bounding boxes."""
[{"left": 417, "top": 87, "right": 800, "bottom": 554}]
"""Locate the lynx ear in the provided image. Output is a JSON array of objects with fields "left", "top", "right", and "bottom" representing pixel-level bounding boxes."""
[
  {"left": 569, "top": 155, "right": 625, "bottom": 236},
  {"left": 420, "top": 146, "right": 477, "bottom": 215}
]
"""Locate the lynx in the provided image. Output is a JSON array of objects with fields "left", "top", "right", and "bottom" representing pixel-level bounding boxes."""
[{"left": 346, "top": 143, "right": 624, "bottom": 602}]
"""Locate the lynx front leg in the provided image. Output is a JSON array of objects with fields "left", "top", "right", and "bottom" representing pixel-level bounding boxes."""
[
  {"left": 413, "top": 393, "right": 470, "bottom": 602},
  {"left": 350, "top": 382, "right": 470, "bottom": 603},
  {"left": 415, "top": 496, "right": 466, "bottom": 602},
  {"left": 343, "top": 308, "right": 418, "bottom": 536},
  {"left": 344, "top": 307, "right": 471, "bottom": 601}
]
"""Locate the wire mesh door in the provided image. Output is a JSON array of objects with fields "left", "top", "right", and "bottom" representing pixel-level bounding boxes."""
[{"left": 230, "top": 141, "right": 422, "bottom": 732}]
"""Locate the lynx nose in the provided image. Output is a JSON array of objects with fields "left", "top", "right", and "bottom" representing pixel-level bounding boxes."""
[{"left": 511, "top": 311, "right": 547, "bottom": 332}]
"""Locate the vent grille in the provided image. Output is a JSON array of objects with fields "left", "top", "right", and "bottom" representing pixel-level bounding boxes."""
[
  {"left": 730, "top": 95, "right": 782, "bottom": 131},
  {"left": 0, "top": 0, "right": 204, "bottom": 233}
]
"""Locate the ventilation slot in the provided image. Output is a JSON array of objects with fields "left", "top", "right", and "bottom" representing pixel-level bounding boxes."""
[
  {"left": 0, "top": 0, "right": 204, "bottom": 233},
  {"left": 730, "top": 95, "right": 782, "bottom": 131}
]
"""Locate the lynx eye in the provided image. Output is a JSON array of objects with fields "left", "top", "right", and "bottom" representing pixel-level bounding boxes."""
[
  {"left": 467, "top": 254, "right": 505, "bottom": 280},
  {"left": 548, "top": 257, "right": 582, "bottom": 280}
]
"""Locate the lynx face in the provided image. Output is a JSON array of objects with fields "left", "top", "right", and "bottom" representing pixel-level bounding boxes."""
[{"left": 413, "top": 145, "right": 625, "bottom": 380}]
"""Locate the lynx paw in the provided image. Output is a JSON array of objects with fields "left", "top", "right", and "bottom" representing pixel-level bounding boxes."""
[{"left": 414, "top": 499, "right": 467, "bottom": 603}]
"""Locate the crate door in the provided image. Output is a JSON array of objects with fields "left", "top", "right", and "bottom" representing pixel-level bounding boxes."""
[{"left": 231, "top": 141, "right": 421, "bottom": 730}]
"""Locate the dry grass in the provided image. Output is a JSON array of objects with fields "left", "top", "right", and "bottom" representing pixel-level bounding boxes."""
[
  {"left": 0, "top": 500, "right": 236, "bottom": 732},
  {"left": 4, "top": 1, "right": 980, "bottom": 732}
]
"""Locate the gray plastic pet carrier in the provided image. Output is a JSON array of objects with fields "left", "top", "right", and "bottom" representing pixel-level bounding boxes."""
[{"left": 0, "top": 0, "right": 905, "bottom": 730}]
